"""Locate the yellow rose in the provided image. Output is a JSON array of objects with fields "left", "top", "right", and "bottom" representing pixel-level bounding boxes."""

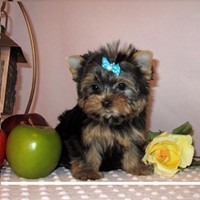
[{"left": 142, "top": 132, "right": 194, "bottom": 177}]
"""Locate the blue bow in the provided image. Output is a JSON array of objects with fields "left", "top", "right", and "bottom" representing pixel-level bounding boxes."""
[{"left": 102, "top": 57, "right": 121, "bottom": 76}]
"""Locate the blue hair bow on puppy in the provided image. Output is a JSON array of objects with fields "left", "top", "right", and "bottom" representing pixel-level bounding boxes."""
[{"left": 102, "top": 57, "right": 121, "bottom": 76}]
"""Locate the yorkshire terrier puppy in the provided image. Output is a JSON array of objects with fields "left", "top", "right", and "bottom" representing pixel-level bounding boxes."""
[{"left": 56, "top": 42, "right": 154, "bottom": 180}]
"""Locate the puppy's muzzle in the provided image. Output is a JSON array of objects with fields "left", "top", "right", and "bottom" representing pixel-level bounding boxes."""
[{"left": 102, "top": 99, "right": 112, "bottom": 108}]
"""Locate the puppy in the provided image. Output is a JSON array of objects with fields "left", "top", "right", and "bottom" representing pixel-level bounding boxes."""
[{"left": 56, "top": 42, "right": 153, "bottom": 180}]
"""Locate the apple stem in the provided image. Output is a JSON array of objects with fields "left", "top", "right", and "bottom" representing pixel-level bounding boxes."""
[{"left": 28, "top": 118, "right": 35, "bottom": 127}]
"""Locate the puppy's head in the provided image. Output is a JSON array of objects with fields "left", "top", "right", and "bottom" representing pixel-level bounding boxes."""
[{"left": 67, "top": 42, "right": 153, "bottom": 125}]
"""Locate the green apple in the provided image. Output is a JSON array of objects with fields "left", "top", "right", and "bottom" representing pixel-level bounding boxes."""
[{"left": 6, "top": 125, "right": 62, "bottom": 179}]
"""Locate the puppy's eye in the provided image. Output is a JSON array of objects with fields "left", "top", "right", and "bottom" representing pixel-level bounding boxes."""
[
  {"left": 118, "top": 83, "right": 126, "bottom": 91},
  {"left": 91, "top": 84, "right": 100, "bottom": 92}
]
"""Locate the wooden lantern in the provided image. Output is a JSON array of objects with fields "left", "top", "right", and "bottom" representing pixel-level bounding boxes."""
[{"left": 0, "top": 30, "right": 27, "bottom": 115}]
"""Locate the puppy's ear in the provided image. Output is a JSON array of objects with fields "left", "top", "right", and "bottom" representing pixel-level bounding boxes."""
[
  {"left": 134, "top": 50, "right": 153, "bottom": 80},
  {"left": 67, "top": 55, "right": 85, "bottom": 81}
]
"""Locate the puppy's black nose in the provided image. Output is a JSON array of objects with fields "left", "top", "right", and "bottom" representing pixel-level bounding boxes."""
[{"left": 102, "top": 99, "right": 112, "bottom": 108}]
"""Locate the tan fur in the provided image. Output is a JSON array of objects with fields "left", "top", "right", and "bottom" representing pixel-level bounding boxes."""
[
  {"left": 122, "top": 146, "right": 140, "bottom": 172},
  {"left": 80, "top": 74, "right": 95, "bottom": 88},
  {"left": 83, "top": 124, "right": 115, "bottom": 151},
  {"left": 85, "top": 145, "right": 102, "bottom": 171},
  {"left": 82, "top": 123, "right": 146, "bottom": 172},
  {"left": 79, "top": 91, "right": 147, "bottom": 119},
  {"left": 83, "top": 123, "right": 146, "bottom": 148},
  {"left": 79, "top": 95, "right": 103, "bottom": 114},
  {"left": 133, "top": 98, "right": 147, "bottom": 116}
]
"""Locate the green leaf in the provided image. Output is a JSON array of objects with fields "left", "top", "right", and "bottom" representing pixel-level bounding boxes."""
[
  {"left": 171, "top": 121, "right": 193, "bottom": 135},
  {"left": 146, "top": 131, "right": 161, "bottom": 143},
  {"left": 191, "top": 158, "right": 200, "bottom": 167},
  {"left": 178, "top": 167, "right": 185, "bottom": 172}
]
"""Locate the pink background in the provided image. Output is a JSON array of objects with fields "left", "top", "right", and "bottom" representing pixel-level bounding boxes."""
[{"left": 6, "top": 0, "right": 200, "bottom": 155}]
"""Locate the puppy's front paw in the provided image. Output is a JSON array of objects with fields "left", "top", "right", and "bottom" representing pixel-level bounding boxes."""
[
  {"left": 125, "top": 162, "right": 154, "bottom": 176},
  {"left": 136, "top": 163, "right": 154, "bottom": 175},
  {"left": 72, "top": 169, "right": 103, "bottom": 181}
]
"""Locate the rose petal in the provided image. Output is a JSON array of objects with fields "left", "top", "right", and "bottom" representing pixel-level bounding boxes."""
[
  {"left": 171, "top": 135, "right": 194, "bottom": 168},
  {"left": 154, "top": 164, "right": 179, "bottom": 177}
]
